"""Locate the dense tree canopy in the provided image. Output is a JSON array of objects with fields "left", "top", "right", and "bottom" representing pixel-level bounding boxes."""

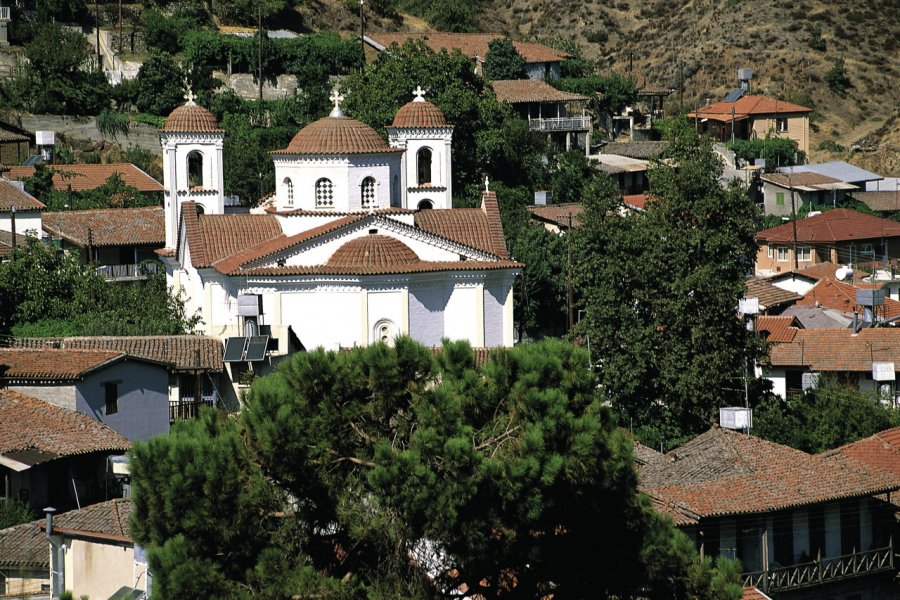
[
  {"left": 131, "top": 338, "right": 740, "bottom": 599},
  {"left": 574, "top": 123, "right": 764, "bottom": 450},
  {"left": 484, "top": 38, "right": 527, "bottom": 80}
]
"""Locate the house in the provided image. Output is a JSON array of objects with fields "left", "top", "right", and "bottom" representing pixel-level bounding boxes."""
[
  {"left": 362, "top": 33, "right": 570, "bottom": 81},
  {"left": 491, "top": 79, "right": 592, "bottom": 154},
  {"left": 854, "top": 190, "right": 900, "bottom": 216},
  {"left": 0, "top": 178, "right": 45, "bottom": 238},
  {"left": 0, "top": 389, "right": 130, "bottom": 511},
  {"left": 12, "top": 335, "right": 231, "bottom": 420},
  {"left": 758, "top": 171, "right": 857, "bottom": 217},
  {"left": 0, "top": 516, "right": 50, "bottom": 596},
  {"left": 640, "top": 426, "right": 900, "bottom": 598},
  {"left": 754, "top": 315, "right": 803, "bottom": 342},
  {"left": 590, "top": 153, "right": 649, "bottom": 194},
  {"left": 158, "top": 92, "right": 520, "bottom": 394},
  {"left": 781, "top": 161, "right": 882, "bottom": 192},
  {"left": 527, "top": 202, "right": 583, "bottom": 233},
  {"left": 42, "top": 206, "right": 164, "bottom": 280},
  {"left": 0, "top": 347, "right": 172, "bottom": 441},
  {"left": 763, "top": 328, "right": 900, "bottom": 403},
  {"left": 824, "top": 427, "right": 900, "bottom": 479},
  {"left": 744, "top": 276, "right": 802, "bottom": 314},
  {"left": 688, "top": 95, "right": 812, "bottom": 155},
  {"left": 598, "top": 140, "right": 668, "bottom": 160},
  {"left": 43, "top": 499, "right": 149, "bottom": 600},
  {"left": 0, "top": 122, "right": 32, "bottom": 164},
  {"left": 793, "top": 276, "right": 900, "bottom": 322},
  {"left": 0, "top": 229, "right": 28, "bottom": 257},
  {"left": 2, "top": 162, "right": 163, "bottom": 197},
  {"left": 754, "top": 209, "right": 900, "bottom": 276}
]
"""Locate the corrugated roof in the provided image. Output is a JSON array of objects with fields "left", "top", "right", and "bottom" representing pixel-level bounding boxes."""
[
  {"left": 778, "top": 161, "right": 882, "bottom": 184},
  {"left": 491, "top": 79, "right": 588, "bottom": 104},
  {"left": 42, "top": 207, "right": 163, "bottom": 247},
  {"left": 640, "top": 427, "right": 900, "bottom": 520},
  {"left": 767, "top": 328, "right": 900, "bottom": 371},
  {"left": 365, "top": 32, "right": 569, "bottom": 64},
  {"left": 756, "top": 208, "right": 900, "bottom": 243},
  {"left": 3, "top": 164, "right": 163, "bottom": 193},
  {"left": 0, "top": 389, "right": 130, "bottom": 457}
]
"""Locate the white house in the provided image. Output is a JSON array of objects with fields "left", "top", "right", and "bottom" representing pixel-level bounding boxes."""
[
  {"left": 158, "top": 90, "right": 521, "bottom": 388},
  {"left": 0, "top": 179, "right": 44, "bottom": 243}
]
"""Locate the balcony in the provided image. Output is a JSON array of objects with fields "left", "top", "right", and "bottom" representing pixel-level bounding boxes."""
[
  {"left": 741, "top": 545, "right": 893, "bottom": 593},
  {"left": 0, "top": 7, "right": 9, "bottom": 20},
  {"left": 169, "top": 395, "right": 218, "bottom": 423},
  {"left": 95, "top": 261, "right": 161, "bottom": 282},
  {"left": 528, "top": 116, "right": 591, "bottom": 132}
]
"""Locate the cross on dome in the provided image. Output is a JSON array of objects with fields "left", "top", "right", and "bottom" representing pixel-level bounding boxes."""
[
  {"left": 329, "top": 89, "right": 345, "bottom": 117},
  {"left": 183, "top": 87, "right": 195, "bottom": 106},
  {"left": 412, "top": 85, "right": 426, "bottom": 102},
  {"left": 484, "top": 176, "right": 490, "bottom": 192}
]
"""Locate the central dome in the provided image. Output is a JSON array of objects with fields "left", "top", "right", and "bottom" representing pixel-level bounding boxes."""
[
  {"left": 283, "top": 117, "right": 398, "bottom": 155},
  {"left": 162, "top": 102, "right": 222, "bottom": 133},
  {"left": 328, "top": 235, "right": 419, "bottom": 269}
]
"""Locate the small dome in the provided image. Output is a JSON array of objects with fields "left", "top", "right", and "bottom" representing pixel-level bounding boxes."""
[
  {"left": 391, "top": 100, "right": 449, "bottom": 129},
  {"left": 282, "top": 117, "right": 397, "bottom": 155},
  {"left": 328, "top": 234, "right": 419, "bottom": 269},
  {"left": 162, "top": 102, "right": 222, "bottom": 133}
]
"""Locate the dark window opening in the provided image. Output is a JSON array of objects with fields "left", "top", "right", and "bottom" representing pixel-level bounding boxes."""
[
  {"left": 187, "top": 151, "right": 204, "bottom": 189},
  {"left": 104, "top": 382, "right": 119, "bottom": 415},
  {"left": 417, "top": 199, "right": 433, "bottom": 210},
  {"left": 417, "top": 147, "right": 432, "bottom": 186}
]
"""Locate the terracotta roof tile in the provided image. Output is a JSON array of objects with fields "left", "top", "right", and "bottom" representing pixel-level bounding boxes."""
[
  {"left": 640, "top": 427, "right": 900, "bottom": 519},
  {"left": 742, "top": 587, "right": 772, "bottom": 600},
  {"left": 600, "top": 141, "right": 668, "bottom": 159},
  {"left": 46, "top": 498, "right": 133, "bottom": 541},
  {"left": 239, "top": 259, "right": 522, "bottom": 277},
  {"left": 767, "top": 328, "right": 900, "bottom": 371},
  {"left": 480, "top": 190, "right": 509, "bottom": 259},
  {"left": 760, "top": 172, "right": 842, "bottom": 188},
  {"left": 0, "top": 180, "right": 45, "bottom": 211},
  {"left": 623, "top": 194, "right": 648, "bottom": 211},
  {"left": 42, "top": 206, "right": 163, "bottom": 247},
  {"left": 796, "top": 277, "right": 900, "bottom": 318},
  {"left": 491, "top": 79, "right": 588, "bottom": 104},
  {"left": 0, "top": 518, "right": 47, "bottom": 568},
  {"left": 367, "top": 32, "right": 569, "bottom": 64},
  {"left": 0, "top": 389, "right": 130, "bottom": 457},
  {"left": 416, "top": 206, "right": 504, "bottom": 255},
  {"left": 688, "top": 95, "right": 812, "bottom": 122},
  {"left": 526, "top": 202, "right": 583, "bottom": 228},
  {"left": 0, "top": 349, "right": 128, "bottom": 381},
  {"left": 744, "top": 276, "right": 802, "bottom": 310},
  {"left": 13, "top": 336, "right": 223, "bottom": 372},
  {"left": 756, "top": 209, "right": 900, "bottom": 243},
  {"left": 275, "top": 117, "right": 400, "bottom": 155},
  {"left": 0, "top": 125, "right": 29, "bottom": 142},
  {"left": 854, "top": 191, "right": 900, "bottom": 212},
  {"left": 161, "top": 102, "right": 223, "bottom": 133},
  {"left": 4, "top": 164, "right": 163, "bottom": 193},
  {"left": 755, "top": 315, "right": 801, "bottom": 342},
  {"left": 183, "top": 203, "right": 282, "bottom": 269},
  {"left": 328, "top": 234, "right": 419, "bottom": 268},
  {"left": 0, "top": 230, "right": 30, "bottom": 256},
  {"left": 391, "top": 100, "right": 450, "bottom": 128},
  {"left": 824, "top": 427, "right": 900, "bottom": 476}
]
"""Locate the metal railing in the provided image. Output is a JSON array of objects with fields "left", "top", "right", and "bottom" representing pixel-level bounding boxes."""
[
  {"left": 169, "top": 395, "right": 217, "bottom": 423},
  {"left": 528, "top": 116, "right": 591, "bottom": 132},
  {"left": 741, "top": 545, "right": 893, "bottom": 593},
  {"left": 0, "top": 7, "right": 10, "bottom": 20},
  {"left": 95, "top": 262, "right": 161, "bottom": 281}
]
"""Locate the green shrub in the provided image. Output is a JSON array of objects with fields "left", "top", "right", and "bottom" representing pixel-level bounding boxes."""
[
  {"left": 825, "top": 57, "right": 851, "bottom": 94},
  {"left": 0, "top": 498, "right": 36, "bottom": 529},
  {"left": 808, "top": 24, "right": 827, "bottom": 51},
  {"left": 817, "top": 140, "right": 845, "bottom": 153}
]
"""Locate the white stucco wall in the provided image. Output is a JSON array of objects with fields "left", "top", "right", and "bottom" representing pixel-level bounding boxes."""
[
  {"left": 0, "top": 211, "right": 42, "bottom": 238},
  {"left": 444, "top": 284, "right": 481, "bottom": 346},
  {"left": 161, "top": 132, "right": 225, "bottom": 248},
  {"left": 387, "top": 127, "right": 453, "bottom": 210},
  {"left": 769, "top": 276, "right": 817, "bottom": 297},
  {"left": 762, "top": 368, "right": 787, "bottom": 399},
  {"left": 62, "top": 538, "right": 146, "bottom": 600},
  {"left": 409, "top": 283, "right": 446, "bottom": 347}
]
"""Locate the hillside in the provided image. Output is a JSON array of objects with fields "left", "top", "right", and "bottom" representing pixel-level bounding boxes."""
[{"left": 303, "top": 0, "right": 899, "bottom": 175}]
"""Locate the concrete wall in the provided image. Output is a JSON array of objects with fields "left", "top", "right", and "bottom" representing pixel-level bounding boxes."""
[
  {"left": 77, "top": 359, "right": 170, "bottom": 441},
  {"left": 17, "top": 115, "right": 163, "bottom": 155},
  {"left": 0, "top": 210, "right": 42, "bottom": 237},
  {"left": 9, "top": 385, "right": 77, "bottom": 410},
  {"left": 483, "top": 279, "right": 505, "bottom": 348},
  {"left": 63, "top": 538, "right": 146, "bottom": 600},
  {"left": 213, "top": 71, "right": 300, "bottom": 101}
]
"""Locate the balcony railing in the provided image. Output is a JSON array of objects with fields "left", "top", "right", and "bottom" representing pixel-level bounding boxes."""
[
  {"left": 741, "top": 545, "right": 893, "bottom": 593},
  {"left": 0, "top": 7, "right": 10, "bottom": 20},
  {"left": 169, "top": 395, "right": 217, "bottom": 423},
  {"left": 95, "top": 262, "right": 161, "bottom": 281},
  {"left": 528, "top": 116, "right": 591, "bottom": 132}
]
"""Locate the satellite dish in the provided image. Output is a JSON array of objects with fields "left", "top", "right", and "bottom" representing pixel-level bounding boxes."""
[{"left": 836, "top": 266, "right": 853, "bottom": 281}]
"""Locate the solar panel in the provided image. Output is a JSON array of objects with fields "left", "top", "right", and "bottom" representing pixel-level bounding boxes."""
[
  {"left": 724, "top": 88, "right": 744, "bottom": 103},
  {"left": 223, "top": 337, "right": 247, "bottom": 362},
  {"left": 244, "top": 335, "right": 269, "bottom": 362}
]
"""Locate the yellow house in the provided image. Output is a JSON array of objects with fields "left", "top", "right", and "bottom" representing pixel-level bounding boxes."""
[{"left": 689, "top": 95, "right": 812, "bottom": 155}]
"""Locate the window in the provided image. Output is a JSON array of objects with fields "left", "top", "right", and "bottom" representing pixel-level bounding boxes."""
[
  {"left": 797, "top": 246, "right": 812, "bottom": 261},
  {"left": 417, "top": 147, "right": 432, "bottom": 186},
  {"left": 284, "top": 178, "right": 294, "bottom": 206},
  {"left": 104, "top": 382, "right": 119, "bottom": 415},
  {"left": 315, "top": 178, "right": 334, "bottom": 208},
  {"left": 767, "top": 245, "right": 774, "bottom": 258},
  {"left": 776, "top": 246, "right": 789, "bottom": 261},
  {"left": 775, "top": 192, "right": 785, "bottom": 206},
  {"left": 417, "top": 199, "right": 433, "bottom": 210},
  {"left": 392, "top": 175, "right": 400, "bottom": 207},
  {"left": 775, "top": 118, "right": 788, "bottom": 133},
  {"left": 187, "top": 150, "right": 204, "bottom": 188},
  {"left": 374, "top": 319, "right": 397, "bottom": 345},
  {"left": 361, "top": 176, "right": 376, "bottom": 209},
  {"left": 861, "top": 243, "right": 875, "bottom": 258}
]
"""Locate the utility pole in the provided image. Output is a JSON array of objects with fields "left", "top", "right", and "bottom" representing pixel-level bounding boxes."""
[
  {"left": 790, "top": 171, "right": 799, "bottom": 276},
  {"left": 9, "top": 206, "right": 15, "bottom": 250},
  {"left": 257, "top": 6, "right": 263, "bottom": 105},
  {"left": 678, "top": 59, "right": 684, "bottom": 113},
  {"left": 95, "top": 0, "right": 101, "bottom": 72},
  {"left": 567, "top": 213, "right": 574, "bottom": 331},
  {"left": 118, "top": 0, "right": 122, "bottom": 54},
  {"left": 359, "top": 0, "right": 366, "bottom": 74}
]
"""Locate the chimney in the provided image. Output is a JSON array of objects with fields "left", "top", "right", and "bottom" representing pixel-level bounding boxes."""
[{"left": 44, "top": 506, "right": 56, "bottom": 538}]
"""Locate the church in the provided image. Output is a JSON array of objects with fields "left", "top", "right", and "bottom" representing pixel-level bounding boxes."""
[{"left": 157, "top": 88, "right": 520, "bottom": 380}]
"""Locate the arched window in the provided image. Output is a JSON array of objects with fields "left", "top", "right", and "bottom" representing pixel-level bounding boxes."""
[
  {"left": 417, "top": 199, "right": 433, "bottom": 210},
  {"left": 187, "top": 150, "right": 204, "bottom": 188},
  {"left": 417, "top": 147, "right": 432, "bottom": 186},
  {"left": 315, "top": 178, "right": 334, "bottom": 208},
  {"left": 284, "top": 178, "right": 294, "bottom": 206},
  {"left": 361, "top": 176, "right": 376, "bottom": 209}
]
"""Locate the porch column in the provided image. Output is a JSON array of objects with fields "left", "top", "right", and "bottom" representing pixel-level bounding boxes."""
[{"left": 565, "top": 132, "right": 571, "bottom": 150}]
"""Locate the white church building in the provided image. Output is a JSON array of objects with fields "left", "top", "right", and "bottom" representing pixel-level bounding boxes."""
[{"left": 157, "top": 89, "right": 520, "bottom": 382}]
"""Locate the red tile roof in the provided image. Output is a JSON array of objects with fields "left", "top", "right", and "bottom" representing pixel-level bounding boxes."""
[
  {"left": 854, "top": 191, "right": 900, "bottom": 212},
  {"left": 43, "top": 498, "right": 133, "bottom": 542},
  {"left": 640, "top": 427, "right": 900, "bottom": 521},
  {"left": 688, "top": 95, "right": 812, "bottom": 122},
  {"left": 391, "top": 100, "right": 450, "bottom": 128},
  {"left": 796, "top": 277, "right": 900, "bottom": 318},
  {"left": 755, "top": 315, "right": 801, "bottom": 343},
  {"left": 42, "top": 206, "right": 163, "bottom": 247},
  {"left": 238, "top": 260, "right": 523, "bottom": 277},
  {"left": 4, "top": 163, "right": 163, "bottom": 193},
  {"left": 760, "top": 172, "right": 842, "bottom": 189},
  {"left": 328, "top": 234, "right": 419, "bottom": 268},
  {"left": 824, "top": 427, "right": 900, "bottom": 476},
  {"left": 0, "top": 389, "right": 130, "bottom": 457},
  {"left": 756, "top": 209, "right": 900, "bottom": 243},
  {"left": 415, "top": 199, "right": 510, "bottom": 258},
  {"left": 275, "top": 117, "right": 400, "bottom": 155},
  {"left": 623, "top": 194, "right": 648, "bottom": 211},
  {"left": 744, "top": 276, "right": 802, "bottom": 310},
  {"left": 161, "top": 102, "right": 223, "bottom": 133},
  {"left": 0, "top": 518, "right": 47, "bottom": 569},
  {"left": 13, "top": 336, "right": 223, "bottom": 372},
  {"left": 181, "top": 202, "right": 282, "bottom": 269},
  {"left": 0, "top": 230, "right": 29, "bottom": 256},
  {"left": 767, "top": 328, "right": 900, "bottom": 372},
  {"left": 0, "top": 179, "right": 45, "bottom": 211},
  {"left": 0, "top": 348, "right": 129, "bottom": 381},
  {"left": 742, "top": 587, "right": 772, "bottom": 600},
  {"left": 491, "top": 79, "right": 588, "bottom": 104},
  {"left": 526, "top": 202, "right": 583, "bottom": 229},
  {"left": 481, "top": 190, "right": 509, "bottom": 259},
  {"left": 367, "top": 32, "right": 569, "bottom": 64}
]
